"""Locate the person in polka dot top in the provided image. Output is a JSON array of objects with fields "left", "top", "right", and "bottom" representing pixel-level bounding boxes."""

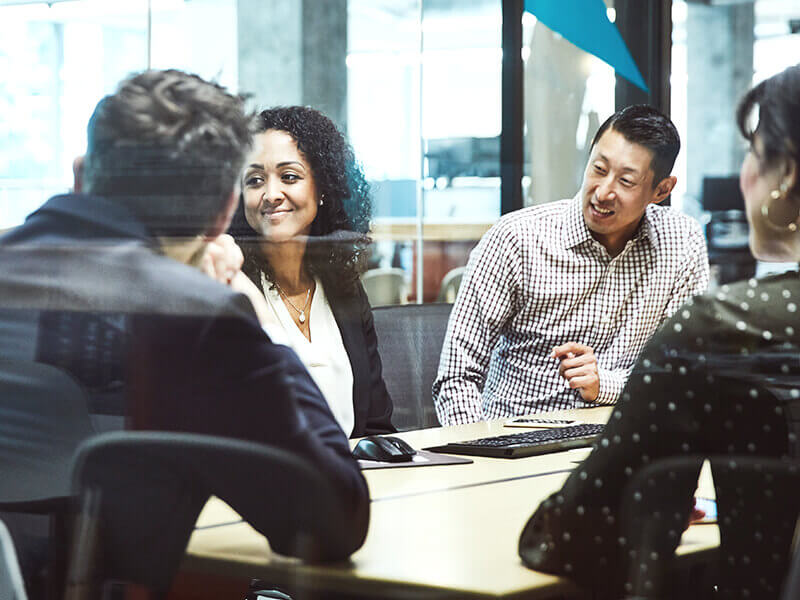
[{"left": 520, "top": 63, "right": 800, "bottom": 599}]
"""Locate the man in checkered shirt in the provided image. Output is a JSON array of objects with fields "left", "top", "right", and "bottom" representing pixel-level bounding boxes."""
[{"left": 433, "top": 105, "right": 709, "bottom": 425}]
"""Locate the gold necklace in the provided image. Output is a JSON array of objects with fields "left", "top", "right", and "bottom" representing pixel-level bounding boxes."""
[{"left": 264, "top": 273, "right": 312, "bottom": 324}]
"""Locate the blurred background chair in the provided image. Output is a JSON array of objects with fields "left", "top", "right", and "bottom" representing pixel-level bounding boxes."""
[
  {"left": 701, "top": 176, "right": 756, "bottom": 287},
  {"left": 66, "top": 431, "right": 359, "bottom": 600},
  {"left": 436, "top": 266, "right": 465, "bottom": 303},
  {"left": 371, "top": 303, "right": 451, "bottom": 431},
  {"left": 622, "top": 455, "right": 800, "bottom": 599},
  {"left": 0, "top": 519, "right": 29, "bottom": 600},
  {"left": 0, "top": 359, "right": 95, "bottom": 599},
  {"left": 361, "top": 267, "right": 408, "bottom": 307}
]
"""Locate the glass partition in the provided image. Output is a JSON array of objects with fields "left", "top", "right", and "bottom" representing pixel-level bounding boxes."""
[
  {"left": 522, "top": 2, "right": 616, "bottom": 209},
  {"left": 349, "top": 0, "right": 502, "bottom": 304},
  {"left": 9, "top": 0, "right": 765, "bottom": 302},
  {"left": 0, "top": 0, "right": 148, "bottom": 226},
  {"left": 0, "top": 0, "right": 503, "bottom": 305},
  {"left": 0, "top": 0, "right": 237, "bottom": 230},
  {"left": 417, "top": 0, "right": 501, "bottom": 303}
]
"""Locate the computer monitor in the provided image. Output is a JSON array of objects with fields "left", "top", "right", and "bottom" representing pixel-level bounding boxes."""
[{"left": 701, "top": 175, "right": 744, "bottom": 212}]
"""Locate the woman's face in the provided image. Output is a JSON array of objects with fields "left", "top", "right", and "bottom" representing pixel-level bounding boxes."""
[
  {"left": 740, "top": 135, "right": 794, "bottom": 261},
  {"left": 242, "top": 129, "right": 319, "bottom": 243}
]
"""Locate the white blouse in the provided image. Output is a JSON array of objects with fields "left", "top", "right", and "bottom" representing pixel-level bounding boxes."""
[{"left": 259, "top": 275, "right": 355, "bottom": 436}]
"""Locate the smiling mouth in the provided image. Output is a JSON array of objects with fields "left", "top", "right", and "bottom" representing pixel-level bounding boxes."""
[
  {"left": 264, "top": 208, "right": 292, "bottom": 217},
  {"left": 590, "top": 200, "right": 614, "bottom": 216}
]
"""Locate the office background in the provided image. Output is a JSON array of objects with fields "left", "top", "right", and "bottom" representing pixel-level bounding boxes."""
[{"left": 1, "top": 0, "right": 799, "bottom": 301}]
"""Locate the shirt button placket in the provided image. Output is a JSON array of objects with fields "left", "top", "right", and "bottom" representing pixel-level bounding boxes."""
[{"left": 599, "top": 262, "right": 616, "bottom": 329}]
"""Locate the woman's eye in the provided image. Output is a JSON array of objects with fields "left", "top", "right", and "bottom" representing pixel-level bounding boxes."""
[
  {"left": 620, "top": 178, "right": 633, "bottom": 187},
  {"left": 245, "top": 176, "right": 263, "bottom": 186},
  {"left": 282, "top": 173, "right": 300, "bottom": 182},
  {"left": 593, "top": 165, "right": 606, "bottom": 175}
]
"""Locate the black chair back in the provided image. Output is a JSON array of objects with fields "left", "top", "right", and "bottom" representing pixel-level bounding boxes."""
[
  {"left": 67, "top": 431, "right": 359, "bottom": 598},
  {"left": 0, "top": 359, "right": 94, "bottom": 599},
  {"left": 371, "top": 303, "right": 451, "bottom": 431},
  {"left": 0, "top": 359, "right": 94, "bottom": 509},
  {"left": 622, "top": 455, "right": 800, "bottom": 599}
]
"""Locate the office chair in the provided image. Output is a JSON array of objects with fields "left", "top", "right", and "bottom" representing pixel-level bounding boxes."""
[
  {"left": 621, "top": 455, "right": 800, "bottom": 599},
  {"left": 436, "top": 266, "right": 465, "bottom": 303},
  {"left": 0, "top": 358, "right": 95, "bottom": 598},
  {"left": 66, "top": 431, "right": 360, "bottom": 600},
  {"left": 371, "top": 303, "right": 451, "bottom": 431},
  {"left": 361, "top": 267, "right": 408, "bottom": 306},
  {"left": 0, "top": 519, "right": 29, "bottom": 600}
]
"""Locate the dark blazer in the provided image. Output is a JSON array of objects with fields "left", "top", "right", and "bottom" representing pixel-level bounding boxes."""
[
  {"left": 328, "top": 282, "right": 396, "bottom": 437},
  {"left": 0, "top": 194, "right": 369, "bottom": 561}
]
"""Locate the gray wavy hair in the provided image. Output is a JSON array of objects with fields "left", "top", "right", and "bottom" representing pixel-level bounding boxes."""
[{"left": 83, "top": 69, "right": 252, "bottom": 236}]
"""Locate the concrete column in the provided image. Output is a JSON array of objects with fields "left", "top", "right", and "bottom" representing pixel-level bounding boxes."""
[
  {"left": 237, "top": 0, "right": 302, "bottom": 109},
  {"left": 237, "top": 0, "right": 348, "bottom": 131},
  {"left": 686, "top": 2, "right": 754, "bottom": 203},
  {"left": 525, "top": 22, "right": 589, "bottom": 206},
  {"left": 302, "top": 0, "right": 348, "bottom": 131}
]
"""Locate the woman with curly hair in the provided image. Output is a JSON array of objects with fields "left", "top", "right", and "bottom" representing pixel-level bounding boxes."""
[{"left": 229, "top": 106, "right": 395, "bottom": 438}]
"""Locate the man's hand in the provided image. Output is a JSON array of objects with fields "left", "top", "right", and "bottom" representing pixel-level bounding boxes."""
[
  {"left": 552, "top": 342, "right": 600, "bottom": 402},
  {"left": 200, "top": 235, "right": 270, "bottom": 327},
  {"left": 200, "top": 233, "right": 243, "bottom": 285}
]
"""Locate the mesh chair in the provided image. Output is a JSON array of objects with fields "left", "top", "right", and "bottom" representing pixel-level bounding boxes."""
[
  {"left": 0, "top": 359, "right": 95, "bottom": 598},
  {"left": 66, "top": 431, "right": 361, "bottom": 600},
  {"left": 361, "top": 268, "right": 408, "bottom": 307},
  {"left": 371, "top": 303, "right": 451, "bottom": 431},
  {"left": 436, "top": 266, "right": 465, "bottom": 303},
  {"left": 621, "top": 455, "right": 800, "bottom": 599},
  {"left": 0, "top": 520, "right": 28, "bottom": 600}
]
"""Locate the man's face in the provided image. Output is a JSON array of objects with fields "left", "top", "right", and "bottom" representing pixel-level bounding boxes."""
[{"left": 581, "top": 128, "right": 670, "bottom": 254}]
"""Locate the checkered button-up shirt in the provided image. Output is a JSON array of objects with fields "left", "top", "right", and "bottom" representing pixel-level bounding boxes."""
[{"left": 433, "top": 196, "right": 709, "bottom": 425}]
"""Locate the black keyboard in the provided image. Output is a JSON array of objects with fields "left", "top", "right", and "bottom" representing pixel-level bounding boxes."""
[{"left": 423, "top": 424, "right": 605, "bottom": 459}]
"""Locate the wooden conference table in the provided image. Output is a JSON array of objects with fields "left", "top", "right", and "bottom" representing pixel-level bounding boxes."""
[{"left": 179, "top": 407, "right": 717, "bottom": 599}]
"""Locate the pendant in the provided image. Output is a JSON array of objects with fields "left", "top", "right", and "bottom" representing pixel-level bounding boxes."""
[{"left": 299, "top": 311, "right": 306, "bottom": 324}]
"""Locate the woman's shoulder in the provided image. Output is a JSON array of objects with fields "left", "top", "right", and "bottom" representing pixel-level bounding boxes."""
[
  {"left": 645, "top": 272, "right": 800, "bottom": 364},
  {"left": 318, "top": 273, "right": 367, "bottom": 305}
]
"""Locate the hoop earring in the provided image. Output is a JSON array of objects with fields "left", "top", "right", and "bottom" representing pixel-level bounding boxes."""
[{"left": 762, "top": 182, "right": 799, "bottom": 232}]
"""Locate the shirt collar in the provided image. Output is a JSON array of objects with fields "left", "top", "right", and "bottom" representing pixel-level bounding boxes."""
[
  {"left": 562, "top": 195, "right": 593, "bottom": 250},
  {"left": 561, "top": 194, "right": 658, "bottom": 251},
  {"left": 628, "top": 204, "right": 657, "bottom": 252},
  {"left": 29, "top": 193, "right": 156, "bottom": 244}
]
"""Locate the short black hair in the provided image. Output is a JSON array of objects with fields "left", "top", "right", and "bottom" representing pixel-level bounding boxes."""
[
  {"left": 229, "top": 106, "right": 372, "bottom": 296},
  {"left": 83, "top": 69, "right": 251, "bottom": 236},
  {"left": 737, "top": 64, "right": 800, "bottom": 196},
  {"left": 591, "top": 105, "right": 680, "bottom": 187}
]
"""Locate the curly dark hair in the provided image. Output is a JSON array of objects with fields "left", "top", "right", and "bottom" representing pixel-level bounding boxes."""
[{"left": 229, "top": 106, "right": 372, "bottom": 296}]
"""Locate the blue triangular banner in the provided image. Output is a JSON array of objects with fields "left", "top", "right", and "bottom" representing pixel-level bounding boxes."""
[{"left": 524, "top": 0, "right": 649, "bottom": 92}]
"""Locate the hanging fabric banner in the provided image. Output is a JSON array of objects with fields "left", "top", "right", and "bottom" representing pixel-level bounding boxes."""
[{"left": 524, "top": 0, "right": 649, "bottom": 92}]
